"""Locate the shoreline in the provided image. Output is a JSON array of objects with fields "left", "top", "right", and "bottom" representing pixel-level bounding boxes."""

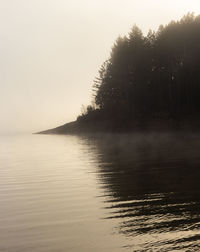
[{"left": 36, "top": 117, "right": 200, "bottom": 135}]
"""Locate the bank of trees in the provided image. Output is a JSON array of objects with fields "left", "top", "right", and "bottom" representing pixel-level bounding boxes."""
[{"left": 78, "top": 13, "right": 200, "bottom": 128}]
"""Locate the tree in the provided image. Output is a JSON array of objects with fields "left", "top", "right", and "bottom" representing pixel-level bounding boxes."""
[{"left": 82, "top": 13, "right": 200, "bottom": 130}]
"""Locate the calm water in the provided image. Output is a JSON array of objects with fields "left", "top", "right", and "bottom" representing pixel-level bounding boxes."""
[{"left": 1, "top": 133, "right": 200, "bottom": 251}]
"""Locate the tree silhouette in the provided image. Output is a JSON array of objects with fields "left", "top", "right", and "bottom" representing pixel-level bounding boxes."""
[{"left": 78, "top": 13, "right": 200, "bottom": 131}]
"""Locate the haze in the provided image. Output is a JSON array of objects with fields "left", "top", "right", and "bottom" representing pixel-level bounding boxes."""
[{"left": 1, "top": 0, "right": 200, "bottom": 133}]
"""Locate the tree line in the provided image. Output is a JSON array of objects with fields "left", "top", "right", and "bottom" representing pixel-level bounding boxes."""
[{"left": 78, "top": 13, "right": 200, "bottom": 129}]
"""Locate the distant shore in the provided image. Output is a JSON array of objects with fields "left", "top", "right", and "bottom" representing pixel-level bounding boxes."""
[{"left": 36, "top": 117, "right": 200, "bottom": 135}]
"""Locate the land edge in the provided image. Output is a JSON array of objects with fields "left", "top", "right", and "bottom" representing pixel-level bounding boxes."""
[{"left": 35, "top": 117, "right": 200, "bottom": 135}]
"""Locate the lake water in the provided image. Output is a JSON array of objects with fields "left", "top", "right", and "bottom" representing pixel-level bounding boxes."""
[{"left": 1, "top": 132, "right": 200, "bottom": 251}]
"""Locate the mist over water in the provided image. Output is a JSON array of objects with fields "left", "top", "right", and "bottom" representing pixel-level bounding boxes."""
[{"left": 1, "top": 133, "right": 200, "bottom": 251}]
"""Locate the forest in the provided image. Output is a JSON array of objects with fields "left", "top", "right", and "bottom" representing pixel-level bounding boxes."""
[{"left": 77, "top": 13, "right": 200, "bottom": 131}]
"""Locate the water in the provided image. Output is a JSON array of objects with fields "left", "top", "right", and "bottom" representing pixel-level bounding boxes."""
[{"left": 1, "top": 132, "right": 200, "bottom": 251}]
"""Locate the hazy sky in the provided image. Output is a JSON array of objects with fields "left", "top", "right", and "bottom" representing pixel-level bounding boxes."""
[{"left": 1, "top": 0, "right": 200, "bottom": 133}]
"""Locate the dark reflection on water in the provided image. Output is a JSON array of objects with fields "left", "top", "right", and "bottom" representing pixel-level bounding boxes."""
[{"left": 84, "top": 133, "right": 200, "bottom": 251}]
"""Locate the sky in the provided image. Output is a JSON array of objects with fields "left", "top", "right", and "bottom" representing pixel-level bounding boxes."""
[{"left": 0, "top": 0, "right": 200, "bottom": 133}]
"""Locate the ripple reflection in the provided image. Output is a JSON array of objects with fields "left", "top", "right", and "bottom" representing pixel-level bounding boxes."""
[{"left": 85, "top": 133, "right": 200, "bottom": 251}]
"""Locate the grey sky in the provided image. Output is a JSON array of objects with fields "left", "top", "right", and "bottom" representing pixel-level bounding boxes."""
[{"left": 0, "top": 0, "right": 199, "bottom": 133}]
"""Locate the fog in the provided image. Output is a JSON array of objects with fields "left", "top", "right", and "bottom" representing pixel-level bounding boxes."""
[{"left": 0, "top": 0, "right": 200, "bottom": 133}]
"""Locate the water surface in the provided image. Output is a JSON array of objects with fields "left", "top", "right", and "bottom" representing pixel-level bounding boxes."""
[{"left": 1, "top": 133, "right": 200, "bottom": 251}]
